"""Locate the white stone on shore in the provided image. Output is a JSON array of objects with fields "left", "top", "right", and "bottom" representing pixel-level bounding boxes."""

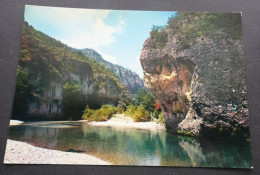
[{"left": 4, "top": 139, "right": 111, "bottom": 165}]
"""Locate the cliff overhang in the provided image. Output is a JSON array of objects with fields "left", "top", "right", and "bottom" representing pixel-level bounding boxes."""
[{"left": 140, "top": 26, "right": 249, "bottom": 139}]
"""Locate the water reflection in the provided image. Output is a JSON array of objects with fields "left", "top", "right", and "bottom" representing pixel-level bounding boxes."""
[
  {"left": 7, "top": 122, "right": 252, "bottom": 167},
  {"left": 179, "top": 138, "right": 206, "bottom": 166}
]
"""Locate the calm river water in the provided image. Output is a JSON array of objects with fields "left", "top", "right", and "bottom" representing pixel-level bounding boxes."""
[{"left": 7, "top": 122, "right": 252, "bottom": 168}]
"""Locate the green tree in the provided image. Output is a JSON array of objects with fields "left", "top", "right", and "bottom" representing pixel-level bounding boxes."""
[
  {"left": 133, "top": 88, "right": 156, "bottom": 114},
  {"left": 117, "top": 90, "right": 133, "bottom": 111},
  {"left": 12, "top": 66, "right": 33, "bottom": 119},
  {"left": 62, "top": 81, "right": 86, "bottom": 120}
]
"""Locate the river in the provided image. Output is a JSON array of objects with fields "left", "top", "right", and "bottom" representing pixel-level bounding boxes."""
[{"left": 7, "top": 121, "right": 252, "bottom": 168}]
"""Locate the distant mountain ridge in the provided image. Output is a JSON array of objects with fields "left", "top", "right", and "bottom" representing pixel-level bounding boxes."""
[{"left": 71, "top": 48, "right": 144, "bottom": 93}]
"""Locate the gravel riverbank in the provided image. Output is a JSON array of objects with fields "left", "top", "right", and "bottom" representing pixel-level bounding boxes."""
[
  {"left": 4, "top": 139, "right": 111, "bottom": 165},
  {"left": 87, "top": 114, "right": 166, "bottom": 131}
]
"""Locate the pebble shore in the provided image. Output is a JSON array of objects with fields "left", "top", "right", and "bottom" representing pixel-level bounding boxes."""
[
  {"left": 88, "top": 114, "right": 166, "bottom": 131},
  {"left": 4, "top": 140, "right": 111, "bottom": 165}
]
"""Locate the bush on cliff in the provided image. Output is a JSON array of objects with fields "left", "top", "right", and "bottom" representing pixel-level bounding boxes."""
[
  {"left": 150, "top": 25, "right": 168, "bottom": 48},
  {"left": 150, "top": 12, "right": 242, "bottom": 50},
  {"left": 168, "top": 12, "right": 242, "bottom": 39}
]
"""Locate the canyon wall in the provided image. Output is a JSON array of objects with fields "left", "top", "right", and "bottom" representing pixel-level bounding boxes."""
[
  {"left": 12, "top": 22, "right": 124, "bottom": 120},
  {"left": 140, "top": 13, "right": 249, "bottom": 138}
]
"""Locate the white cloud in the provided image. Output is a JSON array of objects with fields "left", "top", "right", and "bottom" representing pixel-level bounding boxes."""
[{"left": 26, "top": 5, "right": 125, "bottom": 50}]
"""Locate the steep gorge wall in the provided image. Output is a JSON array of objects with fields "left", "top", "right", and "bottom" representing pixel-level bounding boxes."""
[
  {"left": 12, "top": 22, "right": 124, "bottom": 120},
  {"left": 140, "top": 16, "right": 249, "bottom": 138},
  {"left": 19, "top": 57, "right": 121, "bottom": 119}
]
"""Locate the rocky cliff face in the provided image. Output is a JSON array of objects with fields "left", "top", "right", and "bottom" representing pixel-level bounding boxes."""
[
  {"left": 76, "top": 48, "right": 144, "bottom": 93},
  {"left": 12, "top": 22, "right": 124, "bottom": 120},
  {"left": 140, "top": 13, "right": 249, "bottom": 138}
]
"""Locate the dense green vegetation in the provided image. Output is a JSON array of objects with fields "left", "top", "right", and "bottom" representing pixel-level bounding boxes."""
[
  {"left": 150, "top": 25, "right": 168, "bottom": 48},
  {"left": 62, "top": 81, "right": 86, "bottom": 120},
  {"left": 150, "top": 12, "right": 242, "bottom": 50},
  {"left": 82, "top": 88, "right": 163, "bottom": 122},
  {"left": 132, "top": 88, "right": 156, "bottom": 114},
  {"left": 21, "top": 21, "right": 124, "bottom": 92},
  {"left": 123, "top": 88, "right": 162, "bottom": 122},
  {"left": 117, "top": 90, "right": 133, "bottom": 112},
  {"left": 11, "top": 66, "right": 33, "bottom": 119},
  {"left": 82, "top": 105, "right": 121, "bottom": 121},
  {"left": 125, "top": 104, "right": 149, "bottom": 122}
]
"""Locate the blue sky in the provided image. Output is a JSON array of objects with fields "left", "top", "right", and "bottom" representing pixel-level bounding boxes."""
[{"left": 24, "top": 5, "right": 176, "bottom": 78}]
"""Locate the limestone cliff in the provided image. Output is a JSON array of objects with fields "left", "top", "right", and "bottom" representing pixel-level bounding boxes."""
[
  {"left": 140, "top": 13, "right": 249, "bottom": 138},
  {"left": 12, "top": 22, "right": 124, "bottom": 120}
]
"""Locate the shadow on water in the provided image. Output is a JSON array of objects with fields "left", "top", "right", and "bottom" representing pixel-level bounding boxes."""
[{"left": 7, "top": 122, "right": 252, "bottom": 167}]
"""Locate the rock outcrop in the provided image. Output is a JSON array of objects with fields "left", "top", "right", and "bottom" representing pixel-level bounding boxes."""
[{"left": 140, "top": 13, "right": 249, "bottom": 138}]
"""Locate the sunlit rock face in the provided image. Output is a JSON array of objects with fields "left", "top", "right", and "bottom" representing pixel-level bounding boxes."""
[{"left": 140, "top": 33, "right": 248, "bottom": 137}]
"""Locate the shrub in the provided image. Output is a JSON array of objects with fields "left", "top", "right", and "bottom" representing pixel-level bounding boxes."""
[
  {"left": 150, "top": 25, "right": 168, "bottom": 48},
  {"left": 124, "top": 104, "right": 137, "bottom": 116},
  {"left": 157, "top": 112, "right": 164, "bottom": 123},
  {"left": 82, "top": 105, "right": 121, "bottom": 121},
  {"left": 133, "top": 105, "right": 149, "bottom": 122},
  {"left": 166, "top": 12, "right": 243, "bottom": 51},
  {"left": 125, "top": 104, "right": 149, "bottom": 122},
  {"left": 152, "top": 110, "right": 161, "bottom": 119}
]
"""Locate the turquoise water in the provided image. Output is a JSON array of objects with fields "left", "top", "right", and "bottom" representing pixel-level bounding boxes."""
[{"left": 7, "top": 122, "right": 252, "bottom": 167}]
